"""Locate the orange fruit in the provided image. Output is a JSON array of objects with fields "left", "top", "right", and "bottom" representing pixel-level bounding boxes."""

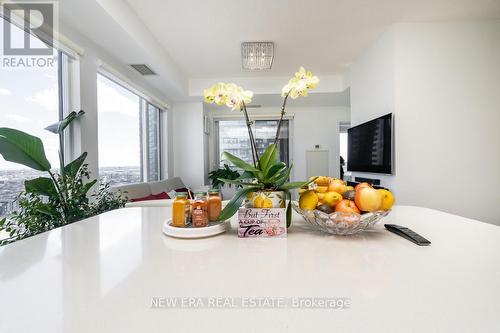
[
  {"left": 315, "top": 186, "right": 328, "bottom": 193},
  {"left": 328, "top": 179, "right": 346, "bottom": 194}
]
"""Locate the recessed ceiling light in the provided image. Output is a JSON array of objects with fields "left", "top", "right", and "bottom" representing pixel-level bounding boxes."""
[{"left": 241, "top": 42, "right": 274, "bottom": 70}]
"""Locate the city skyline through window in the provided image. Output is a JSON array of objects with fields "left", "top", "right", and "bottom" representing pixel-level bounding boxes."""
[
  {"left": 216, "top": 119, "right": 290, "bottom": 168},
  {"left": 97, "top": 74, "right": 142, "bottom": 185},
  {"left": 0, "top": 17, "right": 61, "bottom": 217},
  {"left": 97, "top": 74, "right": 163, "bottom": 185}
]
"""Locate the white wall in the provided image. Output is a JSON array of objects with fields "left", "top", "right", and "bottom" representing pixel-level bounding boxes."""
[
  {"left": 60, "top": 23, "right": 173, "bottom": 181},
  {"left": 289, "top": 106, "right": 350, "bottom": 181},
  {"left": 350, "top": 20, "right": 500, "bottom": 224},
  {"left": 172, "top": 102, "right": 206, "bottom": 188},
  {"left": 206, "top": 105, "right": 350, "bottom": 182},
  {"left": 350, "top": 28, "right": 397, "bottom": 189}
]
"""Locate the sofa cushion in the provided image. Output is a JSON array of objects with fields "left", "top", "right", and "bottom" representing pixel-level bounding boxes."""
[
  {"left": 125, "top": 199, "right": 174, "bottom": 208},
  {"left": 155, "top": 192, "right": 170, "bottom": 199},
  {"left": 112, "top": 182, "right": 152, "bottom": 200},
  {"left": 175, "top": 187, "right": 194, "bottom": 198},
  {"left": 149, "top": 177, "right": 186, "bottom": 195},
  {"left": 130, "top": 194, "right": 158, "bottom": 202},
  {"left": 130, "top": 192, "right": 170, "bottom": 202}
]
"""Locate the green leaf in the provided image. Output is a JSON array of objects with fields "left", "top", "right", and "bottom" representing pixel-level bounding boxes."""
[
  {"left": 221, "top": 152, "right": 260, "bottom": 172},
  {"left": 0, "top": 128, "right": 51, "bottom": 171},
  {"left": 64, "top": 152, "right": 87, "bottom": 177},
  {"left": 258, "top": 144, "right": 276, "bottom": 173},
  {"left": 274, "top": 163, "right": 293, "bottom": 187},
  {"left": 265, "top": 162, "right": 286, "bottom": 179},
  {"left": 218, "top": 178, "right": 263, "bottom": 188},
  {"left": 218, "top": 186, "right": 259, "bottom": 221},
  {"left": 35, "top": 207, "right": 57, "bottom": 217},
  {"left": 82, "top": 179, "right": 98, "bottom": 195},
  {"left": 45, "top": 110, "right": 85, "bottom": 134},
  {"left": 25, "top": 177, "right": 57, "bottom": 197},
  {"left": 279, "top": 180, "right": 310, "bottom": 190},
  {"left": 239, "top": 171, "right": 256, "bottom": 179},
  {"left": 286, "top": 191, "right": 292, "bottom": 228}
]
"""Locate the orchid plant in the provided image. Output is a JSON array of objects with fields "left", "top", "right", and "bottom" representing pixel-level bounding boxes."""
[{"left": 204, "top": 67, "right": 319, "bottom": 226}]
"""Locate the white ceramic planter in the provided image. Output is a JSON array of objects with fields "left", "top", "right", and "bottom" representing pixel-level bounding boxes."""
[{"left": 246, "top": 190, "right": 285, "bottom": 208}]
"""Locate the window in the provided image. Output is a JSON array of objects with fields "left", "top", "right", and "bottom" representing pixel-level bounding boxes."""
[
  {"left": 97, "top": 74, "right": 162, "bottom": 185},
  {"left": 339, "top": 122, "right": 350, "bottom": 179},
  {"left": 144, "top": 102, "right": 161, "bottom": 182},
  {"left": 0, "top": 17, "right": 71, "bottom": 217},
  {"left": 215, "top": 119, "right": 290, "bottom": 167}
]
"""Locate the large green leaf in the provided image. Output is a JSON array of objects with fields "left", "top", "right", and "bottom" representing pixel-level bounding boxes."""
[
  {"left": 279, "top": 180, "right": 310, "bottom": 190},
  {"left": 82, "top": 179, "right": 98, "bottom": 195},
  {"left": 45, "top": 110, "right": 85, "bottom": 134},
  {"left": 218, "top": 178, "right": 263, "bottom": 188},
  {"left": 218, "top": 186, "right": 259, "bottom": 221},
  {"left": 64, "top": 152, "right": 87, "bottom": 177},
  {"left": 25, "top": 177, "right": 57, "bottom": 197},
  {"left": 258, "top": 144, "right": 276, "bottom": 173},
  {"left": 221, "top": 152, "right": 260, "bottom": 172},
  {"left": 286, "top": 191, "right": 292, "bottom": 228},
  {"left": 0, "top": 128, "right": 51, "bottom": 171},
  {"left": 265, "top": 162, "right": 286, "bottom": 179},
  {"left": 239, "top": 171, "right": 255, "bottom": 179},
  {"left": 274, "top": 163, "right": 293, "bottom": 187}
]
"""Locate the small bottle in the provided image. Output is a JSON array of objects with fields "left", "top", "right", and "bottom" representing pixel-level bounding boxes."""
[
  {"left": 207, "top": 189, "right": 222, "bottom": 222},
  {"left": 192, "top": 191, "right": 208, "bottom": 227},
  {"left": 172, "top": 193, "right": 190, "bottom": 227}
]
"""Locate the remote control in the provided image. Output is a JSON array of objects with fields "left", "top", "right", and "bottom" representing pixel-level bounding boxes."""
[{"left": 384, "top": 224, "right": 431, "bottom": 246}]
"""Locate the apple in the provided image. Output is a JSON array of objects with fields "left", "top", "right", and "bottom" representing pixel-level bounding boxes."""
[
  {"left": 335, "top": 199, "right": 361, "bottom": 214},
  {"left": 355, "top": 187, "right": 383, "bottom": 212},
  {"left": 378, "top": 189, "right": 395, "bottom": 211},
  {"left": 355, "top": 182, "right": 371, "bottom": 192}
]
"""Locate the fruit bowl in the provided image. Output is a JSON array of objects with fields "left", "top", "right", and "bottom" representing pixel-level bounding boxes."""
[{"left": 292, "top": 201, "right": 390, "bottom": 235}]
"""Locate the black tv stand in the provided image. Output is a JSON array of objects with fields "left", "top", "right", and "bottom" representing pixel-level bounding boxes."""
[{"left": 347, "top": 177, "right": 386, "bottom": 190}]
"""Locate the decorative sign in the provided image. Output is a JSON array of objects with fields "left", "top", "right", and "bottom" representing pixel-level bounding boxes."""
[{"left": 238, "top": 208, "right": 287, "bottom": 238}]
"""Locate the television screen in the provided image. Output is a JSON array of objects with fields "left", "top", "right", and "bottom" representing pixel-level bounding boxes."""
[{"left": 347, "top": 113, "right": 393, "bottom": 174}]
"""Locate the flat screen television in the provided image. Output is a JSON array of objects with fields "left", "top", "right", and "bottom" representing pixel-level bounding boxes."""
[{"left": 347, "top": 113, "right": 393, "bottom": 174}]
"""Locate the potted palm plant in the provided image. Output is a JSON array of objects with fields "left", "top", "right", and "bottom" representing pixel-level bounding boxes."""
[{"left": 203, "top": 67, "right": 319, "bottom": 226}]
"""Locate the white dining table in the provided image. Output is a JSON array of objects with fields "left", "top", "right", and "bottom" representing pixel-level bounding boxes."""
[{"left": 1, "top": 205, "right": 500, "bottom": 333}]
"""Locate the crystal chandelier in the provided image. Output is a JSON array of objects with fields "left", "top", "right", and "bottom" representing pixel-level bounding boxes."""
[{"left": 241, "top": 42, "right": 274, "bottom": 70}]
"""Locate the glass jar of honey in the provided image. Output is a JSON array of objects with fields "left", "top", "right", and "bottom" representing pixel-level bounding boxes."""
[
  {"left": 172, "top": 193, "right": 190, "bottom": 227},
  {"left": 207, "top": 189, "right": 222, "bottom": 222},
  {"left": 192, "top": 191, "right": 208, "bottom": 227}
]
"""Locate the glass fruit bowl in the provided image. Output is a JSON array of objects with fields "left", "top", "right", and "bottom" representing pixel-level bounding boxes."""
[{"left": 292, "top": 201, "right": 390, "bottom": 235}]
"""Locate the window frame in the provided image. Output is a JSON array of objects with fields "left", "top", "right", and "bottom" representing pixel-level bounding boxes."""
[
  {"left": 96, "top": 71, "right": 164, "bottom": 184},
  {"left": 212, "top": 116, "right": 294, "bottom": 172}
]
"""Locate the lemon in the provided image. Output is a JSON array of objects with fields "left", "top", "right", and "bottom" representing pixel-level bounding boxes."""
[
  {"left": 262, "top": 198, "right": 274, "bottom": 208},
  {"left": 323, "top": 192, "right": 342, "bottom": 207},
  {"left": 253, "top": 196, "right": 264, "bottom": 208},
  {"left": 299, "top": 190, "right": 319, "bottom": 210},
  {"left": 378, "top": 189, "right": 395, "bottom": 210}
]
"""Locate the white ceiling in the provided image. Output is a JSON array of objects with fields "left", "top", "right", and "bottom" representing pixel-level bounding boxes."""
[
  {"left": 58, "top": 0, "right": 500, "bottom": 101},
  {"left": 125, "top": 0, "right": 500, "bottom": 78}
]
